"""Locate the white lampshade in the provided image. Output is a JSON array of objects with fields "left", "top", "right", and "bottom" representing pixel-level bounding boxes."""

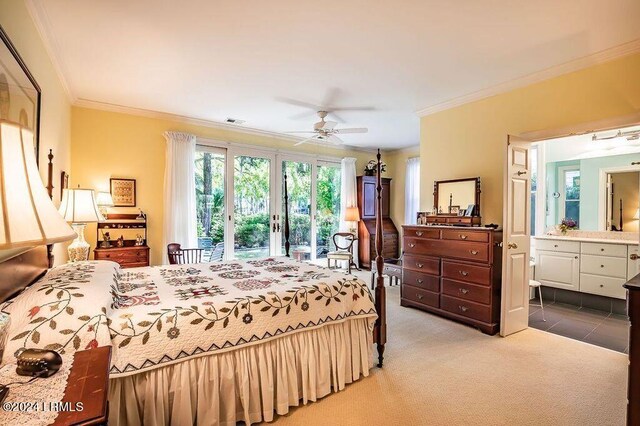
[
  {"left": 634, "top": 209, "right": 639, "bottom": 220},
  {"left": 58, "top": 188, "right": 104, "bottom": 223},
  {"left": 344, "top": 206, "right": 360, "bottom": 222},
  {"left": 0, "top": 121, "right": 76, "bottom": 250},
  {"left": 95, "top": 191, "right": 114, "bottom": 207}
]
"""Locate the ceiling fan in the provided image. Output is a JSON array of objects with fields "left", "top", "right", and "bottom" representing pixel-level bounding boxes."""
[{"left": 285, "top": 111, "right": 368, "bottom": 146}]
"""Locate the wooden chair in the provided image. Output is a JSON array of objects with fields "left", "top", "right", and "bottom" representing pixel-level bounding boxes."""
[
  {"left": 327, "top": 232, "right": 356, "bottom": 273},
  {"left": 167, "top": 243, "right": 204, "bottom": 265}
]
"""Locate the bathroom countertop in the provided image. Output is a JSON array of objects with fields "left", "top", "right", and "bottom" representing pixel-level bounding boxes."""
[{"left": 535, "top": 234, "right": 639, "bottom": 246}]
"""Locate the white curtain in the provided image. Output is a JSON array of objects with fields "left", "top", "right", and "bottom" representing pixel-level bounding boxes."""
[
  {"left": 405, "top": 157, "right": 421, "bottom": 225},
  {"left": 339, "top": 157, "right": 358, "bottom": 264},
  {"left": 163, "top": 131, "right": 198, "bottom": 262}
]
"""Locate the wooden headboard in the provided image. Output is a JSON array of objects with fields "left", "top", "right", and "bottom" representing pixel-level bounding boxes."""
[
  {"left": 0, "top": 246, "right": 49, "bottom": 303},
  {"left": 0, "top": 150, "right": 57, "bottom": 303}
]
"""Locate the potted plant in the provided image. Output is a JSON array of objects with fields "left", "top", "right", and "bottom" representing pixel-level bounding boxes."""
[
  {"left": 364, "top": 160, "right": 387, "bottom": 176},
  {"left": 558, "top": 218, "right": 578, "bottom": 235}
]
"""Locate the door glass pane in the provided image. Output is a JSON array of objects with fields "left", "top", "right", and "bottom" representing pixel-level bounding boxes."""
[
  {"left": 316, "top": 164, "right": 341, "bottom": 259},
  {"left": 195, "top": 150, "right": 225, "bottom": 261},
  {"left": 282, "top": 161, "right": 311, "bottom": 259},
  {"left": 234, "top": 155, "right": 271, "bottom": 259},
  {"left": 530, "top": 147, "right": 537, "bottom": 235}
]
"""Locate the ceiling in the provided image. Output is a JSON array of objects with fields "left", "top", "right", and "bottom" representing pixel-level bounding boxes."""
[{"left": 31, "top": 0, "right": 640, "bottom": 149}]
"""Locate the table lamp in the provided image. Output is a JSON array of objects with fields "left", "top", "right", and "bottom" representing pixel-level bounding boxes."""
[
  {"left": 96, "top": 191, "right": 114, "bottom": 219},
  {"left": 345, "top": 206, "right": 360, "bottom": 235},
  {"left": 0, "top": 120, "right": 76, "bottom": 259},
  {"left": 58, "top": 188, "right": 104, "bottom": 261}
]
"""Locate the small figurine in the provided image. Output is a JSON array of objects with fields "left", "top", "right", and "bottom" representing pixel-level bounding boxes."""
[
  {"left": 116, "top": 235, "right": 125, "bottom": 247},
  {"left": 100, "top": 231, "right": 111, "bottom": 248},
  {"left": 135, "top": 234, "right": 144, "bottom": 246}
]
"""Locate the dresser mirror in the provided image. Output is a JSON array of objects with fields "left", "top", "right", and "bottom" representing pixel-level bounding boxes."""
[{"left": 434, "top": 177, "right": 481, "bottom": 216}]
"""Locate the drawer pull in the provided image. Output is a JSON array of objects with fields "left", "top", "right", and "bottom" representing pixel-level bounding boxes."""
[
  {"left": 459, "top": 270, "right": 469, "bottom": 276},
  {"left": 409, "top": 243, "right": 416, "bottom": 248},
  {"left": 601, "top": 248, "right": 605, "bottom": 252},
  {"left": 416, "top": 263, "right": 424, "bottom": 268},
  {"left": 459, "top": 288, "right": 469, "bottom": 294},
  {"left": 417, "top": 294, "right": 424, "bottom": 300},
  {"left": 600, "top": 284, "right": 604, "bottom": 288},
  {"left": 416, "top": 231, "right": 423, "bottom": 236},
  {"left": 416, "top": 279, "right": 424, "bottom": 284},
  {"left": 106, "top": 254, "right": 111, "bottom": 258},
  {"left": 458, "top": 305, "right": 468, "bottom": 312},
  {"left": 554, "top": 244, "right": 558, "bottom": 248},
  {"left": 470, "top": 250, "right": 479, "bottom": 255},
  {"left": 601, "top": 265, "right": 604, "bottom": 268},
  {"left": 459, "top": 234, "right": 467, "bottom": 240}
]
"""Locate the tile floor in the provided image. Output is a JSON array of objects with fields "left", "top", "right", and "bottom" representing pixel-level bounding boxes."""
[{"left": 529, "top": 301, "right": 630, "bottom": 353}]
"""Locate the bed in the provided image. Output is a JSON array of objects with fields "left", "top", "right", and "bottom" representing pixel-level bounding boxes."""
[{"left": 0, "top": 151, "right": 389, "bottom": 425}]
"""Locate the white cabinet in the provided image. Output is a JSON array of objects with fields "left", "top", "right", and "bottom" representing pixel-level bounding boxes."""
[
  {"left": 580, "top": 273, "right": 627, "bottom": 299},
  {"left": 535, "top": 250, "right": 580, "bottom": 291},
  {"left": 629, "top": 245, "right": 640, "bottom": 280}
]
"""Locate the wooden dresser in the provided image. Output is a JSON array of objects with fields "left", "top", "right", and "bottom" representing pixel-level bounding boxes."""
[
  {"left": 356, "top": 175, "right": 398, "bottom": 269},
  {"left": 94, "top": 245, "right": 150, "bottom": 268},
  {"left": 401, "top": 225, "right": 502, "bottom": 334}
]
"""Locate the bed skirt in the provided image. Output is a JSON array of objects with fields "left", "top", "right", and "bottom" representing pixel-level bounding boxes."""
[{"left": 108, "top": 317, "right": 374, "bottom": 425}]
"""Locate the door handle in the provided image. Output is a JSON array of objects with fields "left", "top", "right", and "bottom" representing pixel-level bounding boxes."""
[
  {"left": 516, "top": 171, "right": 527, "bottom": 176},
  {"left": 277, "top": 223, "right": 280, "bottom": 232},
  {"left": 272, "top": 222, "right": 276, "bottom": 232},
  {"left": 631, "top": 254, "right": 639, "bottom": 260},
  {"left": 508, "top": 242, "right": 518, "bottom": 249}
]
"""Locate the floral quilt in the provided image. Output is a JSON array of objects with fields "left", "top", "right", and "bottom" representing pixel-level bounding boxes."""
[{"left": 2, "top": 258, "right": 377, "bottom": 377}]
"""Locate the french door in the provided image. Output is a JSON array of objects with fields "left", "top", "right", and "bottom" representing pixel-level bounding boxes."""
[{"left": 196, "top": 145, "right": 341, "bottom": 261}]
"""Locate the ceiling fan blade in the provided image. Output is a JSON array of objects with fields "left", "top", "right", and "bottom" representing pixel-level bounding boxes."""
[
  {"left": 334, "top": 127, "right": 368, "bottom": 134},
  {"left": 289, "top": 110, "right": 320, "bottom": 121},
  {"left": 276, "top": 97, "right": 322, "bottom": 111},
  {"left": 331, "top": 106, "right": 376, "bottom": 112},
  {"left": 294, "top": 136, "right": 320, "bottom": 147},
  {"left": 322, "top": 121, "right": 337, "bottom": 131},
  {"left": 285, "top": 131, "right": 317, "bottom": 134},
  {"left": 320, "top": 87, "right": 342, "bottom": 110}
]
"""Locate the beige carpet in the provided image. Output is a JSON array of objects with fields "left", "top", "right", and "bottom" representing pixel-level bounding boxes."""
[{"left": 272, "top": 268, "right": 627, "bottom": 426}]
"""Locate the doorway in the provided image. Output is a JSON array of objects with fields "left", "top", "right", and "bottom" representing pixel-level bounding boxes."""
[
  {"left": 502, "top": 121, "right": 640, "bottom": 352},
  {"left": 195, "top": 143, "right": 342, "bottom": 261}
]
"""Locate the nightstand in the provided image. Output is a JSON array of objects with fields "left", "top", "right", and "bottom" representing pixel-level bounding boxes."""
[{"left": 53, "top": 346, "right": 111, "bottom": 426}]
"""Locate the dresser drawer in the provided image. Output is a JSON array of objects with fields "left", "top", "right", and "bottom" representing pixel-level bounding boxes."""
[
  {"left": 442, "top": 279, "right": 491, "bottom": 305},
  {"left": 402, "top": 285, "right": 439, "bottom": 308},
  {"left": 403, "top": 269, "right": 439, "bottom": 292},
  {"left": 442, "top": 260, "right": 491, "bottom": 286},
  {"left": 404, "top": 238, "right": 489, "bottom": 263},
  {"left": 535, "top": 239, "right": 580, "bottom": 253},
  {"left": 403, "top": 254, "right": 439, "bottom": 274},
  {"left": 442, "top": 229, "right": 489, "bottom": 243},
  {"left": 445, "top": 217, "right": 475, "bottom": 226},
  {"left": 404, "top": 227, "right": 440, "bottom": 239},
  {"left": 580, "top": 254, "right": 627, "bottom": 278},
  {"left": 579, "top": 273, "right": 627, "bottom": 300},
  {"left": 581, "top": 242, "right": 627, "bottom": 258},
  {"left": 440, "top": 294, "right": 491, "bottom": 323}
]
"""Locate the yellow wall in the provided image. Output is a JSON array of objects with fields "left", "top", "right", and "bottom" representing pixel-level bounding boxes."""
[
  {"left": 0, "top": 0, "right": 72, "bottom": 264},
  {"left": 386, "top": 146, "right": 420, "bottom": 246},
  {"left": 71, "top": 106, "right": 385, "bottom": 265},
  {"left": 420, "top": 52, "right": 640, "bottom": 225}
]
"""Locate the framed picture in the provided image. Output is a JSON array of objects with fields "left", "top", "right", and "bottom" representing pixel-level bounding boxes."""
[
  {"left": 110, "top": 178, "right": 136, "bottom": 207},
  {"left": 0, "top": 25, "right": 41, "bottom": 164},
  {"left": 464, "top": 204, "right": 475, "bottom": 217},
  {"left": 449, "top": 205, "right": 460, "bottom": 215}
]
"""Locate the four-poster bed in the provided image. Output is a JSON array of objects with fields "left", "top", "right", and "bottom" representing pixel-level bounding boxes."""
[{"left": 0, "top": 148, "right": 388, "bottom": 424}]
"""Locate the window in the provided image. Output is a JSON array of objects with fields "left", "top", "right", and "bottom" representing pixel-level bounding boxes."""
[
  {"left": 559, "top": 166, "right": 580, "bottom": 227},
  {"left": 316, "top": 162, "right": 341, "bottom": 258},
  {"left": 195, "top": 147, "right": 226, "bottom": 260},
  {"left": 404, "top": 157, "right": 420, "bottom": 225}
]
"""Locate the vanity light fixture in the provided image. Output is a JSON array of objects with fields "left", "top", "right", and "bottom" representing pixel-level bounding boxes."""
[{"left": 592, "top": 129, "right": 640, "bottom": 142}]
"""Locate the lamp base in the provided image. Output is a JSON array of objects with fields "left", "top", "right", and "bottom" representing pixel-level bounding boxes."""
[{"left": 68, "top": 223, "right": 90, "bottom": 262}]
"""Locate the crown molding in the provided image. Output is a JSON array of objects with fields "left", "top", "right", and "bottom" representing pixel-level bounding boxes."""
[
  {"left": 73, "top": 98, "right": 378, "bottom": 154},
  {"left": 416, "top": 38, "right": 640, "bottom": 117},
  {"left": 25, "top": 0, "right": 75, "bottom": 102}
]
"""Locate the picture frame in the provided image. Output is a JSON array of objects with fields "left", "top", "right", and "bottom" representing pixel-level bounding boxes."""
[
  {"left": 449, "top": 205, "right": 460, "bottom": 215},
  {"left": 464, "top": 204, "right": 475, "bottom": 217},
  {"left": 0, "top": 25, "right": 41, "bottom": 164},
  {"left": 110, "top": 178, "right": 136, "bottom": 207}
]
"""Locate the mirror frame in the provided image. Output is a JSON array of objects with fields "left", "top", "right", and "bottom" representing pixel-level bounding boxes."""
[{"left": 433, "top": 177, "right": 481, "bottom": 216}]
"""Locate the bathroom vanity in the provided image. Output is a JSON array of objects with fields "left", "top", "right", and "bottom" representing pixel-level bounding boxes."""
[{"left": 534, "top": 234, "right": 639, "bottom": 300}]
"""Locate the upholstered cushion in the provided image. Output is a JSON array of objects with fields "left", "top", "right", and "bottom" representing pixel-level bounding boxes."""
[{"left": 327, "top": 251, "right": 353, "bottom": 259}]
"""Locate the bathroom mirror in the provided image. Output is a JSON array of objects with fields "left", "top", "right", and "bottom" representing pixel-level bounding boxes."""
[{"left": 433, "top": 177, "right": 481, "bottom": 216}]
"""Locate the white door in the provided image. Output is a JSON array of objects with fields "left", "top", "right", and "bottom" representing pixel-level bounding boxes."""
[{"left": 501, "top": 135, "right": 532, "bottom": 336}]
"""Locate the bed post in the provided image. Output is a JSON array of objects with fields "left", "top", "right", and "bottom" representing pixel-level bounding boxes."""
[
  {"left": 46, "top": 149, "right": 55, "bottom": 268},
  {"left": 284, "top": 171, "right": 290, "bottom": 257},
  {"left": 374, "top": 149, "right": 386, "bottom": 367}
]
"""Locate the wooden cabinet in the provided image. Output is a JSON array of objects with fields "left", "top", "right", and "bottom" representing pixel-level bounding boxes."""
[
  {"left": 357, "top": 175, "right": 397, "bottom": 269},
  {"left": 94, "top": 246, "right": 150, "bottom": 268},
  {"left": 401, "top": 225, "right": 502, "bottom": 335}
]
